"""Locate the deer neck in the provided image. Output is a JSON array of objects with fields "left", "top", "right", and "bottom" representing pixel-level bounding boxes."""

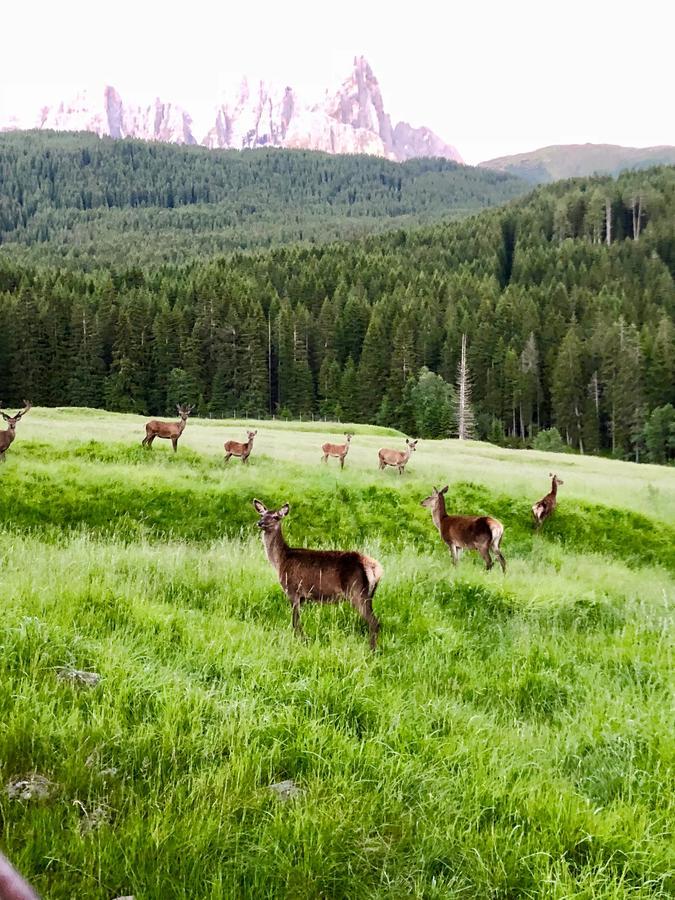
[
  {"left": 178, "top": 417, "right": 187, "bottom": 435},
  {"left": 247, "top": 435, "right": 255, "bottom": 450},
  {"left": 262, "top": 525, "right": 288, "bottom": 573},
  {"left": 432, "top": 493, "right": 447, "bottom": 531},
  {"left": 550, "top": 479, "right": 558, "bottom": 497}
]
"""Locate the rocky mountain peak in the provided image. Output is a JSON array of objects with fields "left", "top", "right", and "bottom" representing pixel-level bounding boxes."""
[{"left": 4, "top": 59, "right": 463, "bottom": 163}]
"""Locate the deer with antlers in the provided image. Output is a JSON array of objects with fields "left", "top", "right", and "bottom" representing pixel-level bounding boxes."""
[
  {"left": 0, "top": 401, "right": 32, "bottom": 461},
  {"left": 321, "top": 433, "right": 353, "bottom": 469},
  {"left": 378, "top": 438, "right": 418, "bottom": 474},
  {"left": 224, "top": 429, "right": 257, "bottom": 464},
  {"left": 421, "top": 485, "right": 506, "bottom": 572},
  {"left": 531, "top": 473, "right": 564, "bottom": 528},
  {"left": 142, "top": 404, "right": 193, "bottom": 452},
  {"left": 253, "top": 499, "right": 383, "bottom": 650}
]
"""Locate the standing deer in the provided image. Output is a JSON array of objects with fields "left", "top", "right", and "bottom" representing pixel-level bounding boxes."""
[
  {"left": 421, "top": 485, "right": 506, "bottom": 572},
  {"left": 0, "top": 401, "right": 32, "bottom": 461},
  {"left": 378, "top": 438, "right": 418, "bottom": 474},
  {"left": 142, "top": 404, "right": 193, "bottom": 452},
  {"left": 531, "top": 473, "right": 564, "bottom": 528},
  {"left": 321, "top": 433, "right": 353, "bottom": 469},
  {"left": 224, "top": 429, "right": 257, "bottom": 464},
  {"left": 253, "top": 499, "right": 383, "bottom": 650}
]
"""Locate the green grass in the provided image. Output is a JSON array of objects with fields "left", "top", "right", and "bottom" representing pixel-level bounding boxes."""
[{"left": 1, "top": 409, "right": 673, "bottom": 898}]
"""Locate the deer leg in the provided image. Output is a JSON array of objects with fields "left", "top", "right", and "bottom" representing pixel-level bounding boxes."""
[
  {"left": 144, "top": 434, "right": 155, "bottom": 448},
  {"left": 172, "top": 438, "right": 178, "bottom": 453},
  {"left": 340, "top": 456, "right": 345, "bottom": 470},
  {"left": 493, "top": 546, "right": 507, "bottom": 574},
  {"left": 224, "top": 453, "right": 232, "bottom": 464},
  {"left": 449, "top": 544, "right": 459, "bottom": 566},
  {"left": 290, "top": 598, "right": 305, "bottom": 640},
  {"left": 378, "top": 459, "right": 385, "bottom": 470},
  {"left": 242, "top": 454, "right": 248, "bottom": 464},
  {"left": 353, "top": 596, "right": 380, "bottom": 651},
  {"left": 478, "top": 545, "right": 494, "bottom": 570}
]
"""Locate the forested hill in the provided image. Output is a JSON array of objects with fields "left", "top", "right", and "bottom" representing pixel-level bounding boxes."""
[
  {"left": 1, "top": 165, "right": 673, "bottom": 461},
  {"left": 0, "top": 131, "right": 526, "bottom": 267}
]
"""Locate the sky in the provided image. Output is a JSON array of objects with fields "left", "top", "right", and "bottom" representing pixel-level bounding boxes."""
[{"left": 1, "top": 0, "right": 672, "bottom": 164}]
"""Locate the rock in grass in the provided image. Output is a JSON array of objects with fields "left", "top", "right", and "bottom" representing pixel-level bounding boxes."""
[
  {"left": 7, "top": 774, "right": 54, "bottom": 801},
  {"left": 269, "top": 779, "right": 302, "bottom": 801},
  {"left": 57, "top": 667, "right": 101, "bottom": 688}
]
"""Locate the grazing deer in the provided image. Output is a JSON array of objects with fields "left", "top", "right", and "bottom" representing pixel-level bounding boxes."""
[
  {"left": 253, "top": 499, "right": 383, "bottom": 650},
  {"left": 378, "top": 438, "right": 418, "bottom": 474},
  {"left": 321, "top": 433, "right": 353, "bottom": 469},
  {"left": 0, "top": 401, "right": 32, "bottom": 461},
  {"left": 224, "top": 429, "right": 257, "bottom": 464},
  {"left": 531, "top": 473, "right": 564, "bottom": 528},
  {"left": 421, "top": 485, "right": 506, "bottom": 572},
  {"left": 142, "top": 404, "right": 193, "bottom": 452}
]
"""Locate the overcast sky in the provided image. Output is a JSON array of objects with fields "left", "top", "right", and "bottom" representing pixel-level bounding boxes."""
[{"left": 2, "top": 0, "right": 672, "bottom": 164}]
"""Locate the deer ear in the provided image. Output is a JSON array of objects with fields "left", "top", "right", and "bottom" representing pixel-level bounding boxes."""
[
  {"left": 252, "top": 499, "right": 267, "bottom": 514},
  {"left": 278, "top": 503, "right": 290, "bottom": 518},
  {"left": 440, "top": 485, "right": 449, "bottom": 494}
]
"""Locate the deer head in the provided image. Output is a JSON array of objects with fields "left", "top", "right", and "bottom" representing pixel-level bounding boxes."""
[
  {"left": 0, "top": 401, "right": 32, "bottom": 430},
  {"left": 406, "top": 439, "right": 419, "bottom": 452},
  {"left": 177, "top": 404, "right": 193, "bottom": 420},
  {"left": 421, "top": 484, "right": 448, "bottom": 512},
  {"left": 344, "top": 433, "right": 353, "bottom": 443},
  {"left": 247, "top": 430, "right": 258, "bottom": 441},
  {"left": 253, "top": 499, "right": 290, "bottom": 533},
  {"left": 549, "top": 472, "right": 564, "bottom": 487}
]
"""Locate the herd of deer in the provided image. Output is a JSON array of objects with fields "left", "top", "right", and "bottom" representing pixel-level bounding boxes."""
[{"left": 1, "top": 402, "right": 564, "bottom": 650}]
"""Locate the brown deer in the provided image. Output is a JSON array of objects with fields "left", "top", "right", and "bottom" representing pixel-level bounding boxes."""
[
  {"left": 253, "top": 499, "right": 383, "bottom": 650},
  {"left": 0, "top": 401, "right": 32, "bottom": 461},
  {"left": 421, "top": 485, "right": 507, "bottom": 572},
  {"left": 321, "top": 433, "right": 353, "bottom": 469},
  {"left": 378, "top": 438, "right": 418, "bottom": 474},
  {"left": 531, "top": 473, "right": 564, "bottom": 528},
  {"left": 142, "top": 404, "right": 193, "bottom": 452},
  {"left": 224, "top": 429, "right": 257, "bottom": 464}
]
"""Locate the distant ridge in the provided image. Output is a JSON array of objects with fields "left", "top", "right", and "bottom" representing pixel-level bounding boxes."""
[
  {"left": 479, "top": 143, "right": 675, "bottom": 183},
  {"left": 0, "top": 57, "right": 462, "bottom": 165}
]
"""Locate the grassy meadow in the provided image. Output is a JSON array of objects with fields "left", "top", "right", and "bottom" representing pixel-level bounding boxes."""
[{"left": 1, "top": 408, "right": 673, "bottom": 899}]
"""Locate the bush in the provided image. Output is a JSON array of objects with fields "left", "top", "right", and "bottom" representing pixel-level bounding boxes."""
[{"left": 532, "top": 427, "right": 569, "bottom": 453}]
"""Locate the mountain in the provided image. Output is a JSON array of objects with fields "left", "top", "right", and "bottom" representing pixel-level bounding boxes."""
[
  {"left": 4, "top": 58, "right": 462, "bottom": 164},
  {"left": 479, "top": 143, "right": 675, "bottom": 183},
  {"left": 0, "top": 131, "right": 523, "bottom": 268}
]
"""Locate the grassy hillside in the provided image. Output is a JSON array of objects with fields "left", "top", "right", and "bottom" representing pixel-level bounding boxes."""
[
  {"left": 1, "top": 409, "right": 673, "bottom": 898},
  {"left": 0, "top": 132, "right": 527, "bottom": 267},
  {"left": 479, "top": 143, "right": 675, "bottom": 184}
]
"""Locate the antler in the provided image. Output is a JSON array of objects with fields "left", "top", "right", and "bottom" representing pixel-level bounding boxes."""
[{"left": 15, "top": 401, "right": 31, "bottom": 420}]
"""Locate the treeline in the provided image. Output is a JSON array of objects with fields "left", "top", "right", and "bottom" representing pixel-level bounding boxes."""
[
  {"left": 0, "top": 132, "right": 527, "bottom": 267},
  {"left": 0, "top": 166, "right": 673, "bottom": 462}
]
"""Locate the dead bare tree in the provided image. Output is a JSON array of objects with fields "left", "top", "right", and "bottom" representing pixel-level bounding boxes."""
[{"left": 454, "top": 334, "right": 475, "bottom": 439}]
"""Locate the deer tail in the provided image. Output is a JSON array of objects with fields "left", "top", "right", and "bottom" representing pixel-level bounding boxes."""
[
  {"left": 361, "top": 555, "right": 384, "bottom": 597},
  {"left": 486, "top": 517, "right": 504, "bottom": 549}
]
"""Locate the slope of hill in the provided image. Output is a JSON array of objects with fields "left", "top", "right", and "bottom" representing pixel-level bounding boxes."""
[
  {"left": 479, "top": 143, "right": 675, "bottom": 183},
  {"left": 0, "top": 131, "right": 526, "bottom": 267},
  {"left": 1, "top": 410, "right": 673, "bottom": 897},
  {"left": 0, "top": 164, "right": 673, "bottom": 462}
]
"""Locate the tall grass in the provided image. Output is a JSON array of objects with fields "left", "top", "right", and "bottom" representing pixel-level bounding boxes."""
[{"left": 1, "top": 409, "right": 673, "bottom": 898}]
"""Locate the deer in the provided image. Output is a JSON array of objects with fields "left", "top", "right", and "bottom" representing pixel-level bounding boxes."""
[
  {"left": 253, "top": 499, "right": 383, "bottom": 650},
  {"left": 378, "top": 438, "right": 418, "bottom": 474},
  {"left": 142, "top": 404, "right": 193, "bottom": 452},
  {"left": 321, "top": 433, "right": 353, "bottom": 469},
  {"left": 531, "top": 473, "right": 564, "bottom": 528},
  {"left": 0, "top": 401, "right": 32, "bottom": 461},
  {"left": 421, "top": 485, "right": 507, "bottom": 573},
  {"left": 224, "top": 429, "right": 257, "bottom": 464}
]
